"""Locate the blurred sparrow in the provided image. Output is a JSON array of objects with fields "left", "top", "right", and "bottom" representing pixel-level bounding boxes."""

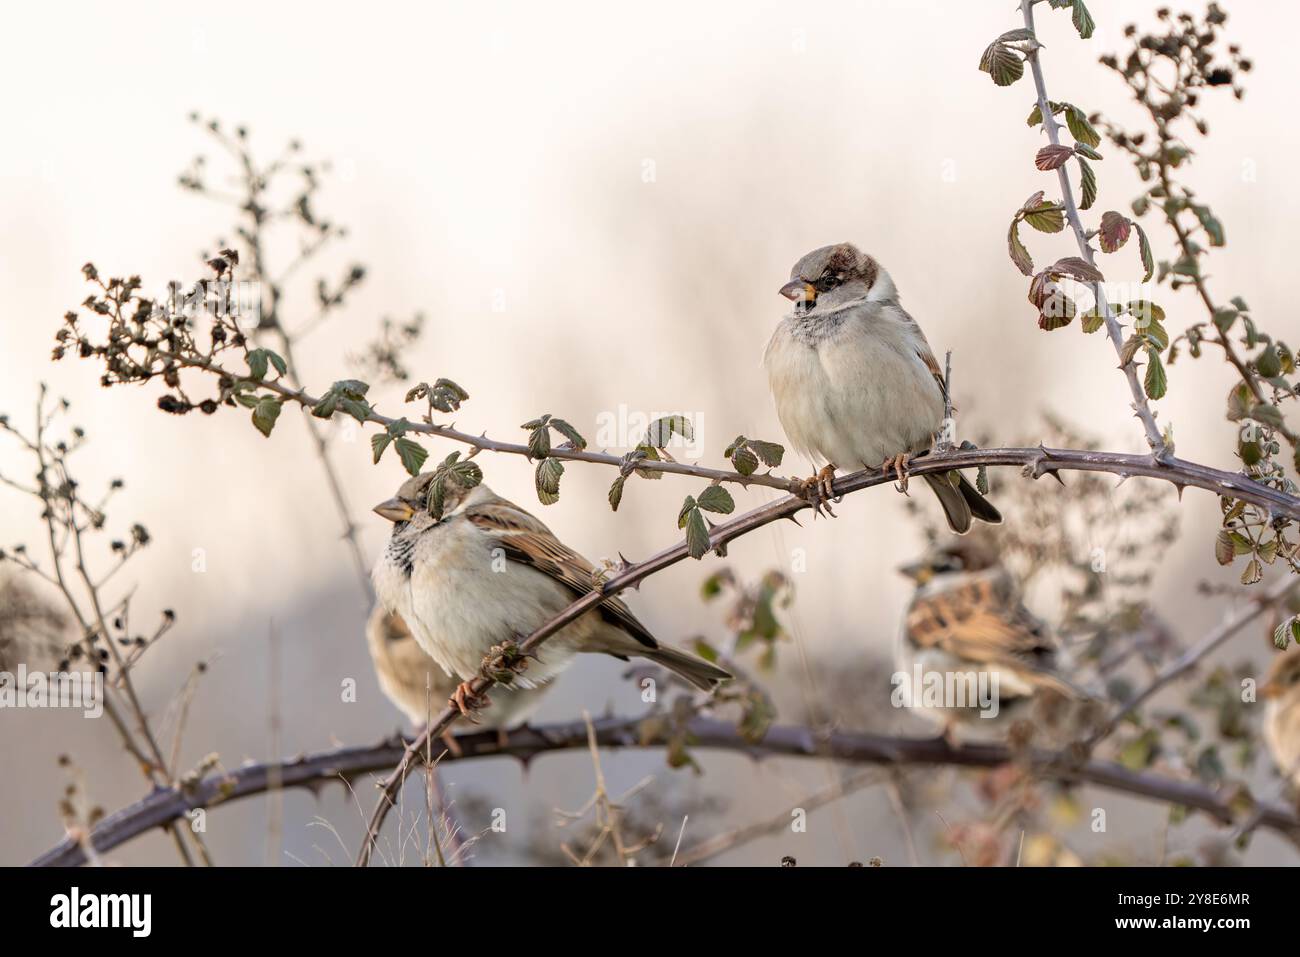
[
  {"left": 372, "top": 474, "right": 731, "bottom": 716},
  {"left": 365, "top": 604, "right": 550, "bottom": 732},
  {"left": 895, "top": 540, "right": 1088, "bottom": 738},
  {"left": 764, "top": 242, "right": 1000, "bottom": 533},
  {"left": 1262, "top": 651, "right": 1300, "bottom": 789}
]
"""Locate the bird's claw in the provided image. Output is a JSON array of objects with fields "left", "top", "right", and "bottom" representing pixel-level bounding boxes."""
[
  {"left": 882, "top": 454, "right": 911, "bottom": 494},
  {"left": 796, "top": 465, "right": 839, "bottom": 518},
  {"left": 450, "top": 682, "right": 490, "bottom": 723}
]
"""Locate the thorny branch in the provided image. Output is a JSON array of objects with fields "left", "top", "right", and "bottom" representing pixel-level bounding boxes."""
[
  {"left": 1021, "top": 0, "right": 1169, "bottom": 458},
  {"left": 32, "top": 712, "right": 1300, "bottom": 867}
]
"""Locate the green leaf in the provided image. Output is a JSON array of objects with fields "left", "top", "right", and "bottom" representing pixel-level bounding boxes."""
[
  {"left": 1080, "top": 308, "right": 1105, "bottom": 334},
  {"left": 534, "top": 457, "right": 564, "bottom": 505},
  {"left": 1193, "top": 205, "right": 1225, "bottom": 247},
  {"left": 976, "top": 465, "right": 989, "bottom": 495},
  {"left": 340, "top": 397, "right": 371, "bottom": 422},
  {"left": 246, "top": 349, "right": 269, "bottom": 382},
  {"left": 1073, "top": 142, "right": 1102, "bottom": 161},
  {"left": 1249, "top": 402, "right": 1285, "bottom": 429},
  {"left": 1212, "top": 308, "right": 1238, "bottom": 334},
  {"left": 251, "top": 396, "right": 281, "bottom": 437},
  {"left": 684, "top": 508, "right": 710, "bottom": 560},
  {"left": 645, "top": 415, "right": 694, "bottom": 447},
  {"left": 394, "top": 437, "right": 428, "bottom": 476},
  {"left": 696, "top": 485, "right": 735, "bottom": 514},
  {"left": 748, "top": 439, "right": 784, "bottom": 468},
  {"left": 548, "top": 418, "right": 587, "bottom": 450},
  {"left": 527, "top": 423, "right": 551, "bottom": 459},
  {"left": 608, "top": 475, "right": 626, "bottom": 512},
  {"left": 1076, "top": 156, "right": 1097, "bottom": 210},
  {"left": 1273, "top": 616, "right": 1299, "bottom": 650},
  {"left": 1134, "top": 222, "right": 1154, "bottom": 281},
  {"left": 1071, "top": 0, "right": 1095, "bottom": 39},
  {"left": 1143, "top": 348, "right": 1167, "bottom": 400},
  {"left": 1257, "top": 345, "right": 1282, "bottom": 378},
  {"left": 979, "top": 40, "right": 1024, "bottom": 87},
  {"left": 677, "top": 496, "right": 697, "bottom": 529},
  {"left": 266, "top": 350, "right": 287, "bottom": 376},
  {"left": 371, "top": 432, "right": 393, "bottom": 464},
  {"left": 1064, "top": 104, "right": 1100, "bottom": 148},
  {"left": 731, "top": 446, "right": 758, "bottom": 476}
]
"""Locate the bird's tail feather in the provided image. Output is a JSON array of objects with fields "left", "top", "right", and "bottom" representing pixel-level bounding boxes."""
[
  {"left": 923, "top": 471, "right": 1001, "bottom": 535},
  {"left": 642, "top": 645, "right": 732, "bottom": 691}
]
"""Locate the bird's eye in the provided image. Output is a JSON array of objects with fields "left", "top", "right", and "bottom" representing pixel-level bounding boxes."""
[{"left": 815, "top": 273, "right": 840, "bottom": 293}]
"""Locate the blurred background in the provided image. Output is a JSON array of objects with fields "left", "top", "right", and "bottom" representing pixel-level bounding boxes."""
[{"left": 2, "top": 0, "right": 1297, "bottom": 865}]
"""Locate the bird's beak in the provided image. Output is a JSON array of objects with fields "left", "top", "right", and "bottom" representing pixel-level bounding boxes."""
[
  {"left": 779, "top": 280, "right": 817, "bottom": 305},
  {"left": 373, "top": 497, "right": 416, "bottom": 523},
  {"left": 897, "top": 561, "right": 932, "bottom": 585}
]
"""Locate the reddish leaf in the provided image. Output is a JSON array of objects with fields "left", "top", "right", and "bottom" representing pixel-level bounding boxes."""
[{"left": 1035, "top": 145, "right": 1074, "bottom": 170}]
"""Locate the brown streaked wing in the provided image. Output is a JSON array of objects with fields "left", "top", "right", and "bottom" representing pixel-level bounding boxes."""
[{"left": 464, "top": 498, "right": 658, "bottom": 649}]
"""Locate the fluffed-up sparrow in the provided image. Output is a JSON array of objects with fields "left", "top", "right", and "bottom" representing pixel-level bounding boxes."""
[
  {"left": 1262, "top": 651, "right": 1300, "bottom": 789},
  {"left": 371, "top": 474, "right": 731, "bottom": 715},
  {"left": 365, "top": 604, "right": 550, "bottom": 731},
  {"left": 764, "top": 242, "right": 1000, "bottom": 533},
  {"left": 895, "top": 540, "right": 1089, "bottom": 737}
]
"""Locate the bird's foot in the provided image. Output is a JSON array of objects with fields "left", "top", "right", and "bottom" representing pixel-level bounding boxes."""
[
  {"left": 795, "top": 464, "right": 838, "bottom": 517},
  {"left": 449, "top": 682, "right": 490, "bottom": 722},
  {"left": 881, "top": 453, "right": 912, "bottom": 494}
]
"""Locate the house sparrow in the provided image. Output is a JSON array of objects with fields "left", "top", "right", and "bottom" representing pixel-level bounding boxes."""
[
  {"left": 895, "top": 540, "right": 1088, "bottom": 738},
  {"left": 1262, "top": 651, "right": 1300, "bottom": 789},
  {"left": 371, "top": 474, "right": 731, "bottom": 715},
  {"left": 764, "top": 242, "right": 1000, "bottom": 533},
  {"left": 365, "top": 604, "right": 550, "bottom": 731}
]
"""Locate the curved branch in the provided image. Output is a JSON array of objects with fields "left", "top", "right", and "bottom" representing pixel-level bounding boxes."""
[
  {"left": 32, "top": 714, "right": 1300, "bottom": 867},
  {"left": 353, "top": 443, "right": 1300, "bottom": 864}
]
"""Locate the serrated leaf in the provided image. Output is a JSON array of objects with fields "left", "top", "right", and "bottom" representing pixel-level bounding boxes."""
[
  {"left": 1072, "top": 0, "right": 1095, "bottom": 38},
  {"left": 1051, "top": 256, "right": 1104, "bottom": 283},
  {"left": 246, "top": 349, "right": 269, "bottom": 381},
  {"left": 1119, "top": 334, "right": 1143, "bottom": 366},
  {"left": 1098, "top": 211, "right": 1131, "bottom": 253},
  {"left": 979, "top": 40, "right": 1024, "bottom": 87},
  {"left": 1214, "top": 530, "right": 1235, "bottom": 566},
  {"left": 394, "top": 437, "right": 428, "bottom": 476},
  {"left": 1073, "top": 142, "right": 1102, "bottom": 161},
  {"left": 251, "top": 396, "right": 281, "bottom": 437},
  {"left": 1080, "top": 307, "right": 1105, "bottom": 334},
  {"left": 311, "top": 392, "right": 338, "bottom": 419},
  {"left": 332, "top": 379, "right": 370, "bottom": 398},
  {"left": 534, "top": 457, "right": 564, "bottom": 505},
  {"left": 266, "top": 350, "right": 287, "bottom": 376},
  {"left": 684, "top": 508, "right": 710, "bottom": 560},
  {"left": 1240, "top": 558, "right": 1262, "bottom": 585},
  {"left": 1077, "top": 156, "right": 1097, "bottom": 210},
  {"left": 645, "top": 414, "right": 693, "bottom": 447},
  {"left": 1064, "top": 104, "right": 1100, "bottom": 148},
  {"left": 548, "top": 417, "right": 587, "bottom": 450},
  {"left": 1143, "top": 348, "right": 1167, "bottom": 399},
  {"left": 677, "top": 496, "right": 697, "bottom": 529},
  {"left": 340, "top": 397, "right": 371, "bottom": 422},
  {"left": 429, "top": 378, "right": 469, "bottom": 413},
  {"left": 371, "top": 432, "right": 393, "bottom": 464},
  {"left": 608, "top": 475, "right": 626, "bottom": 512},
  {"left": 1023, "top": 202, "right": 1066, "bottom": 234},
  {"left": 748, "top": 439, "right": 784, "bottom": 468},
  {"left": 1035, "top": 145, "right": 1074, "bottom": 170},
  {"left": 731, "top": 446, "right": 758, "bottom": 476},
  {"left": 696, "top": 485, "right": 735, "bottom": 514},
  {"left": 1008, "top": 219, "right": 1033, "bottom": 277},
  {"left": 526, "top": 423, "right": 551, "bottom": 459},
  {"left": 1130, "top": 223, "right": 1153, "bottom": 282}
]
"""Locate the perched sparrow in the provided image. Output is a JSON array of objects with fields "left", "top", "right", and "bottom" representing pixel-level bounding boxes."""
[
  {"left": 1262, "top": 651, "right": 1300, "bottom": 789},
  {"left": 895, "top": 540, "right": 1088, "bottom": 736},
  {"left": 764, "top": 242, "right": 1000, "bottom": 533},
  {"left": 365, "top": 604, "right": 549, "bottom": 731},
  {"left": 371, "top": 474, "right": 731, "bottom": 715}
]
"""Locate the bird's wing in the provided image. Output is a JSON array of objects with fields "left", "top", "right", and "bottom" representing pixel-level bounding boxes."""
[
  {"left": 464, "top": 498, "right": 658, "bottom": 649},
  {"left": 906, "top": 574, "right": 1079, "bottom": 696},
  {"left": 893, "top": 305, "right": 951, "bottom": 408}
]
